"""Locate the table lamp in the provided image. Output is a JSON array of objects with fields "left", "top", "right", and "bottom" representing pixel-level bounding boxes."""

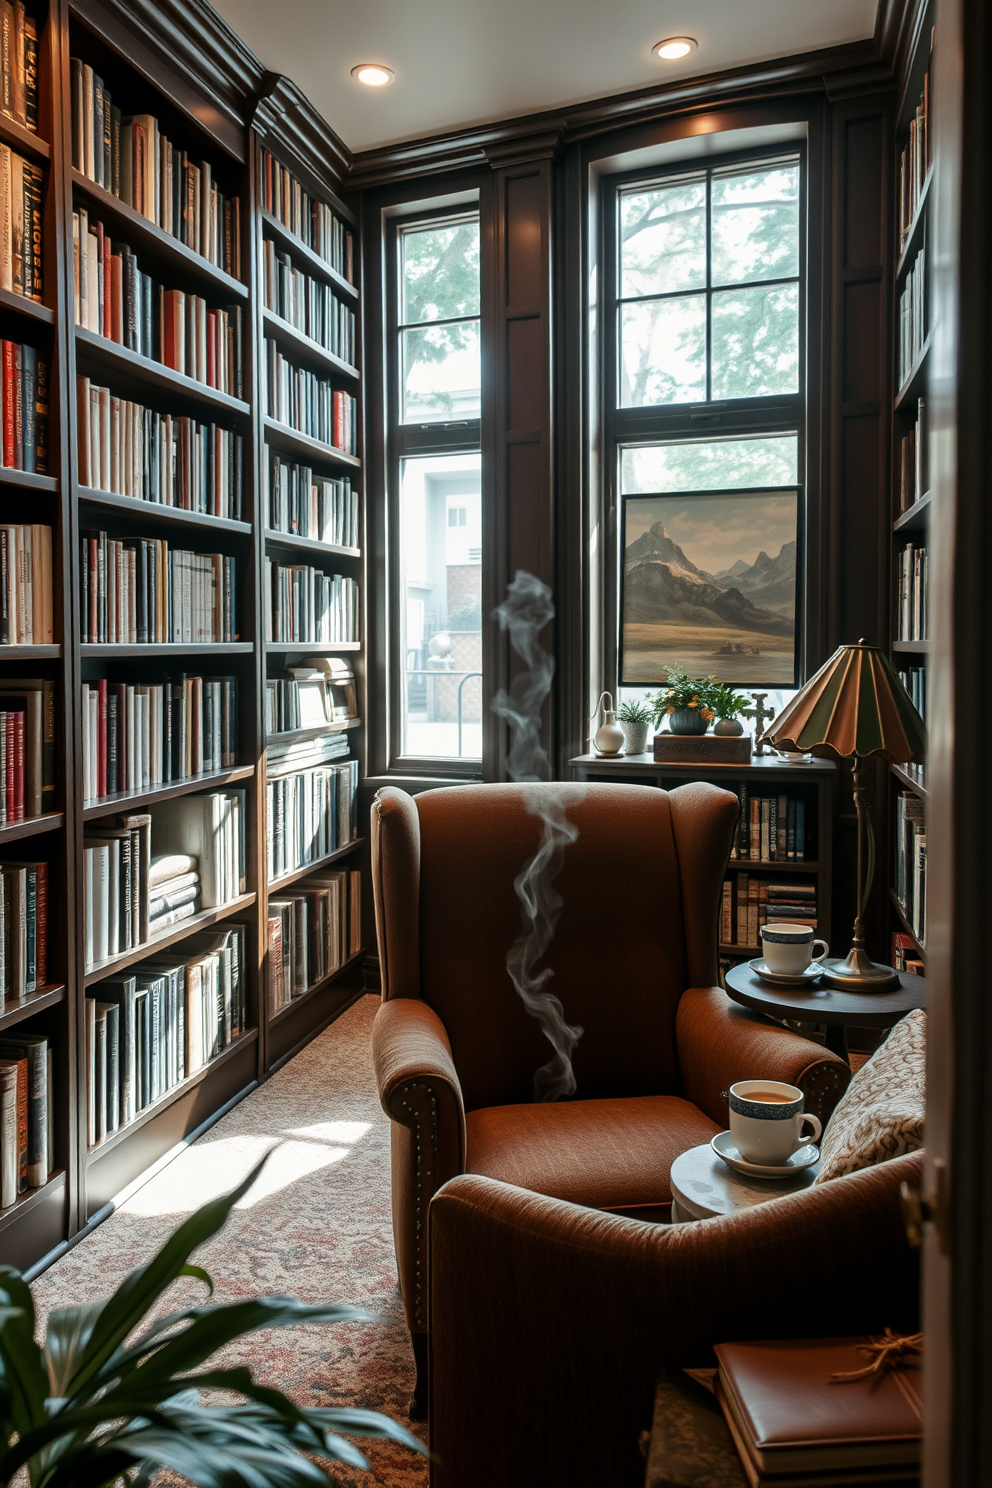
[{"left": 760, "top": 640, "right": 927, "bottom": 991}]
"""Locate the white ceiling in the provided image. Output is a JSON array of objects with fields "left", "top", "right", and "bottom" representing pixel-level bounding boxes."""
[{"left": 211, "top": 0, "right": 879, "bottom": 156}]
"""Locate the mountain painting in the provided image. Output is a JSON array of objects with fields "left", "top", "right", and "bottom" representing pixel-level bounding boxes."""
[{"left": 620, "top": 490, "right": 799, "bottom": 686}]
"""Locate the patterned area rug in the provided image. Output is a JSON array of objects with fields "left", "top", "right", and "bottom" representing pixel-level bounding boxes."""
[{"left": 31, "top": 994, "right": 428, "bottom": 1488}]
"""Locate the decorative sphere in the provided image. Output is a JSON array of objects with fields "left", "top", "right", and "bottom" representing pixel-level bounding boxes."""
[{"left": 429, "top": 632, "right": 452, "bottom": 659}]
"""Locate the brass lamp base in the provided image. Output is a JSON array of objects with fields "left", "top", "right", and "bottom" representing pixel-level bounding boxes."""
[{"left": 821, "top": 947, "right": 902, "bottom": 991}]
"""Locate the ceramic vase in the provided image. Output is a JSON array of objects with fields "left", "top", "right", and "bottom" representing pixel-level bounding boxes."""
[
  {"left": 620, "top": 719, "right": 650, "bottom": 754},
  {"left": 714, "top": 717, "right": 744, "bottom": 736},
  {"left": 668, "top": 707, "right": 709, "bottom": 736}
]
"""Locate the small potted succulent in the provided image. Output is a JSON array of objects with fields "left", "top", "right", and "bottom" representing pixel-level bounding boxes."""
[
  {"left": 617, "top": 698, "right": 653, "bottom": 755},
  {"left": 647, "top": 667, "right": 717, "bottom": 736},
  {"left": 709, "top": 682, "right": 753, "bottom": 737}
]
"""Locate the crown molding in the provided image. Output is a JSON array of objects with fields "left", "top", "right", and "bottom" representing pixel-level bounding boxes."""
[
  {"left": 346, "top": 39, "right": 892, "bottom": 191},
  {"left": 251, "top": 72, "right": 352, "bottom": 192},
  {"left": 875, "top": 0, "right": 930, "bottom": 92}
]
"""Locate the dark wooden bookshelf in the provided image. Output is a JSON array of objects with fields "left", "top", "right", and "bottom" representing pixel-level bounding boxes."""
[
  {"left": 261, "top": 307, "right": 359, "bottom": 381},
  {"left": 269, "top": 950, "right": 364, "bottom": 1026},
  {"left": 0, "top": 466, "right": 59, "bottom": 493},
  {"left": 895, "top": 164, "right": 933, "bottom": 280},
  {"left": 80, "top": 642, "right": 255, "bottom": 657},
  {"left": 892, "top": 761, "right": 928, "bottom": 801},
  {"left": 0, "top": 287, "right": 56, "bottom": 324},
  {"left": 0, "top": 811, "right": 65, "bottom": 843},
  {"left": 893, "top": 491, "right": 931, "bottom": 532},
  {"left": 75, "top": 325, "right": 251, "bottom": 416},
  {"left": 895, "top": 335, "right": 930, "bottom": 411},
  {"left": 892, "top": 638, "right": 930, "bottom": 653},
  {"left": 267, "top": 836, "right": 364, "bottom": 893},
  {"left": 264, "top": 528, "right": 360, "bottom": 559},
  {"left": 81, "top": 763, "right": 255, "bottom": 819},
  {"left": 0, "top": 643, "right": 62, "bottom": 657},
  {"left": 78, "top": 486, "right": 253, "bottom": 534},
  {"left": 267, "top": 717, "right": 361, "bottom": 744},
  {"left": 265, "top": 640, "right": 361, "bottom": 654},
  {"left": 891, "top": 889, "right": 926, "bottom": 957},
  {"left": 260, "top": 210, "right": 359, "bottom": 302},
  {"left": 0, "top": 110, "right": 50, "bottom": 162},
  {"left": 0, "top": 984, "right": 66, "bottom": 1031},
  {"left": 83, "top": 892, "right": 257, "bottom": 986},
  {"left": 263, "top": 416, "right": 361, "bottom": 469}
]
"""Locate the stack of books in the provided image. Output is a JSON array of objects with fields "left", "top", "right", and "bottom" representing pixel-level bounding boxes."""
[
  {"left": 896, "top": 544, "right": 928, "bottom": 642},
  {"left": 0, "top": 7, "right": 39, "bottom": 134},
  {"left": 766, "top": 882, "right": 817, "bottom": 927},
  {"left": 264, "top": 342, "right": 357, "bottom": 453},
  {"left": 74, "top": 210, "right": 244, "bottom": 395},
  {"left": 730, "top": 788, "right": 809, "bottom": 862},
  {"left": 83, "top": 811, "right": 151, "bottom": 971},
  {"left": 0, "top": 676, "right": 54, "bottom": 819},
  {"left": 0, "top": 858, "right": 48, "bottom": 1001},
  {"left": 895, "top": 792, "right": 927, "bottom": 946},
  {"left": 76, "top": 376, "right": 243, "bottom": 515},
  {"left": 87, "top": 921, "right": 247, "bottom": 1145},
  {"left": 0, "top": 342, "right": 48, "bottom": 471},
  {"left": 265, "top": 454, "right": 358, "bottom": 547},
  {"left": 81, "top": 674, "right": 238, "bottom": 802},
  {"left": 268, "top": 866, "right": 360, "bottom": 1012},
  {"left": 264, "top": 559, "right": 359, "bottom": 645},
  {"left": 0, "top": 523, "right": 52, "bottom": 642},
  {"left": 265, "top": 660, "right": 356, "bottom": 736},
  {"left": 69, "top": 62, "right": 242, "bottom": 277},
  {"left": 261, "top": 148, "right": 353, "bottom": 281},
  {"left": 262, "top": 240, "right": 356, "bottom": 363},
  {"left": 0, "top": 1030, "right": 49, "bottom": 1207},
  {"left": 266, "top": 734, "right": 357, "bottom": 881},
  {"left": 0, "top": 146, "right": 43, "bottom": 301},
  {"left": 79, "top": 531, "right": 236, "bottom": 644},
  {"left": 153, "top": 788, "right": 246, "bottom": 909},
  {"left": 147, "top": 853, "right": 200, "bottom": 934},
  {"left": 723, "top": 876, "right": 818, "bottom": 949}
]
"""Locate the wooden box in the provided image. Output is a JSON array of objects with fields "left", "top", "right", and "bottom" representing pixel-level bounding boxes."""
[{"left": 653, "top": 733, "right": 752, "bottom": 764}]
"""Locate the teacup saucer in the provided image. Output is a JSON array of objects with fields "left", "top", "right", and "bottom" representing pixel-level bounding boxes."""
[
  {"left": 748, "top": 957, "right": 826, "bottom": 988},
  {"left": 710, "top": 1130, "right": 820, "bottom": 1179}
]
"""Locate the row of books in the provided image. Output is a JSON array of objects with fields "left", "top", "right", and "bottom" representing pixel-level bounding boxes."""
[
  {"left": 265, "top": 660, "right": 356, "bottom": 736},
  {"left": 262, "top": 239, "right": 357, "bottom": 364},
  {"left": 266, "top": 734, "right": 357, "bottom": 882},
  {"left": 0, "top": 522, "right": 51, "bottom": 642},
  {"left": 0, "top": 3, "right": 38, "bottom": 134},
  {"left": 0, "top": 857, "right": 47, "bottom": 1002},
  {"left": 83, "top": 793, "right": 246, "bottom": 971},
  {"left": 0, "top": 675, "right": 54, "bottom": 822},
  {"left": 892, "top": 931, "right": 925, "bottom": 977},
  {"left": 0, "top": 340, "right": 47, "bottom": 472},
  {"left": 898, "top": 664, "right": 927, "bottom": 724},
  {"left": 70, "top": 60, "right": 242, "bottom": 278},
  {"left": 264, "top": 559, "right": 359, "bottom": 645},
  {"left": 269, "top": 868, "right": 361, "bottom": 1012},
  {"left": 897, "top": 396, "right": 927, "bottom": 515},
  {"left": 0, "top": 145, "right": 43, "bottom": 301},
  {"left": 728, "top": 788, "right": 810, "bottom": 862},
  {"left": 895, "top": 791, "right": 927, "bottom": 947},
  {"left": 266, "top": 455, "right": 359, "bottom": 549},
  {"left": 896, "top": 542, "right": 928, "bottom": 642},
  {"left": 74, "top": 211, "right": 244, "bottom": 395},
  {"left": 898, "top": 233, "right": 928, "bottom": 388},
  {"left": 898, "top": 58, "right": 931, "bottom": 247},
  {"left": 722, "top": 877, "right": 817, "bottom": 949},
  {"left": 76, "top": 377, "right": 244, "bottom": 517},
  {"left": 260, "top": 149, "right": 353, "bottom": 283},
  {"left": 80, "top": 531, "right": 237, "bottom": 645},
  {"left": 81, "top": 674, "right": 238, "bottom": 802},
  {"left": 0, "top": 1030, "right": 50, "bottom": 1206},
  {"left": 86, "top": 921, "right": 247, "bottom": 1146},
  {"left": 265, "top": 342, "right": 357, "bottom": 454}
]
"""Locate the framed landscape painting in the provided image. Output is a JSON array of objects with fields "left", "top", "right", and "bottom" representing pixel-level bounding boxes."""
[{"left": 620, "top": 488, "right": 801, "bottom": 687}]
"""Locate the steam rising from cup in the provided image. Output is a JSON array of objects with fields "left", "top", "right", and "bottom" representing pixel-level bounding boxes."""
[{"left": 492, "top": 571, "right": 583, "bottom": 1102}]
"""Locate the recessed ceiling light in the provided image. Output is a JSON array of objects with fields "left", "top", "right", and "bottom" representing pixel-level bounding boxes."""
[
  {"left": 352, "top": 64, "right": 394, "bottom": 87},
  {"left": 653, "top": 36, "right": 698, "bottom": 61}
]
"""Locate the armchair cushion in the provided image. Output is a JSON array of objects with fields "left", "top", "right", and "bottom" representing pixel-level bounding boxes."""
[
  {"left": 816, "top": 1009, "right": 926, "bottom": 1183},
  {"left": 465, "top": 1094, "right": 720, "bottom": 1212}
]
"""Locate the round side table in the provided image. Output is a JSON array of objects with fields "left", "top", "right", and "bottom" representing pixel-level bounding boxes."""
[
  {"left": 723, "top": 962, "right": 926, "bottom": 1062},
  {"left": 670, "top": 1142, "right": 819, "bottom": 1222}
]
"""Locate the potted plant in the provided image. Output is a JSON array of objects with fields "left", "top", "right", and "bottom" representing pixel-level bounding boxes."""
[
  {"left": 617, "top": 698, "right": 652, "bottom": 755},
  {"left": 0, "top": 1154, "right": 425, "bottom": 1488},
  {"left": 709, "top": 682, "right": 753, "bottom": 737},
  {"left": 647, "top": 667, "right": 717, "bottom": 736}
]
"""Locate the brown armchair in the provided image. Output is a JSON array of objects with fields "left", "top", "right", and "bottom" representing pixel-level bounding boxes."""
[{"left": 370, "top": 780, "right": 850, "bottom": 1411}]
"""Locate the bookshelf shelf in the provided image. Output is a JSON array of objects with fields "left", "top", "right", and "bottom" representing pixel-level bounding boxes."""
[
  {"left": 78, "top": 487, "right": 252, "bottom": 535},
  {"left": 84, "top": 892, "right": 257, "bottom": 986},
  {"left": 892, "top": 638, "right": 931, "bottom": 653},
  {"left": 727, "top": 860, "right": 820, "bottom": 873},
  {"left": 71, "top": 171, "right": 250, "bottom": 302},
  {"left": 266, "top": 718, "right": 361, "bottom": 744},
  {"left": 895, "top": 335, "right": 931, "bottom": 411},
  {"left": 0, "top": 113, "right": 49, "bottom": 163},
  {"left": 268, "top": 837, "right": 364, "bottom": 893},
  {"left": 0, "top": 467, "right": 59, "bottom": 493},
  {"left": 894, "top": 491, "right": 932, "bottom": 532},
  {"left": 269, "top": 950, "right": 365, "bottom": 1026},
  {"left": 0, "top": 1170, "right": 66, "bottom": 1239},
  {"left": 263, "top": 416, "right": 361, "bottom": 469},
  {"left": 0, "top": 644, "right": 61, "bottom": 657},
  {"left": 0, "top": 288, "right": 55, "bottom": 325},
  {"left": 0, "top": 984, "right": 66, "bottom": 1032},
  {"left": 891, "top": 889, "right": 926, "bottom": 958},
  {"left": 265, "top": 640, "right": 361, "bottom": 654},
  {"left": 896, "top": 164, "right": 933, "bottom": 280},
  {"left": 261, "top": 308, "right": 359, "bottom": 382},
  {"left": 80, "top": 642, "right": 254, "bottom": 657},
  {"left": 264, "top": 528, "right": 360, "bottom": 559},
  {"left": 75, "top": 326, "right": 251, "bottom": 417},
  {"left": 892, "top": 761, "right": 928, "bottom": 802},
  {"left": 260, "top": 212, "right": 359, "bottom": 302},
  {"left": 0, "top": 811, "right": 65, "bottom": 844},
  {"left": 82, "top": 764, "right": 256, "bottom": 820}
]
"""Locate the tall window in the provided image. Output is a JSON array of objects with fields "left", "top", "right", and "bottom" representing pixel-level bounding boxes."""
[{"left": 387, "top": 210, "right": 482, "bottom": 767}]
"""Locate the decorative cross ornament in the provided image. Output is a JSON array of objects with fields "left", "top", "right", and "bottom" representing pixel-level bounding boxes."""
[{"left": 743, "top": 692, "right": 774, "bottom": 755}]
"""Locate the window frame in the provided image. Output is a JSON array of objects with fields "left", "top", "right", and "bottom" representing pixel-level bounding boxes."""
[{"left": 383, "top": 201, "right": 484, "bottom": 777}]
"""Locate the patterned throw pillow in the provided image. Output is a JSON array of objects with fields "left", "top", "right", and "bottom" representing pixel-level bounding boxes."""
[{"left": 814, "top": 1008, "right": 926, "bottom": 1184}]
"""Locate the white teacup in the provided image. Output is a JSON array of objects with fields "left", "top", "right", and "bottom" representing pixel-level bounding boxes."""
[
  {"left": 760, "top": 922, "right": 829, "bottom": 975},
  {"left": 729, "top": 1079, "right": 822, "bottom": 1166}
]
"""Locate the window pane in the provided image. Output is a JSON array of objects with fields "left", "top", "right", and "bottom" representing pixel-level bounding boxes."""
[
  {"left": 711, "top": 165, "right": 799, "bottom": 286},
  {"left": 402, "top": 321, "right": 481, "bottom": 422},
  {"left": 711, "top": 283, "right": 799, "bottom": 400},
  {"left": 620, "top": 435, "right": 798, "bottom": 494},
  {"left": 620, "top": 296, "right": 707, "bottom": 407},
  {"left": 620, "top": 182, "right": 706, "bottom": 297},
  {"left": 401, "top": 219, "right": 481, "bottom": 324},
  {"left": 400, "top": 453, "right": 482, "bottom": 760}
]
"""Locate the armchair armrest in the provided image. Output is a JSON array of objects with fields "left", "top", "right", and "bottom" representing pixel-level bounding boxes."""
[
  {"left": 429, "top": 1153, "right": 922, "bottom": 1488},
  {"left": 677, "top": 985, "right": 850, "bottom": 1127}
]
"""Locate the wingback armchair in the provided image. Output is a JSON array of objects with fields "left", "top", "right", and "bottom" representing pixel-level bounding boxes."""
[{"left": 370, "top": 780, "right": 850, "bottom": 1412}]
